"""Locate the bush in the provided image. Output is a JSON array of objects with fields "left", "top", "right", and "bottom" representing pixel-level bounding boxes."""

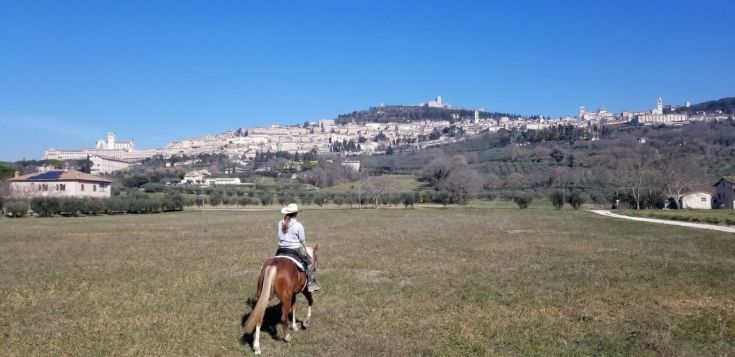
[
  {"left": 31, "top": 197, "right": 61, "bottom": 217},
  {"left": 401, "top": 192, "right": 415, "bottom": 208},
  {"left": 568, "top": 190, "right": 588, "bottom": 210},
  {"left": 260, "top": 194, "right": 273, "bottom": 206},
  {"left": 513, "top": 193, "right": 533, "bottom": 209},
  {"left": 6, "top": 199, "right": 29, "bottom": 217},
  {"left": 549, "top": 191, "right": 564, "bottom": 209},
  {"left": 59, "top": 198, "right": 84, "bottom": 216},
  {"left": 106, "top": 197, "right": 129, "bottom": 214},
  {"left": 85, "top": 199, "right": 106, "bottom": 215}
]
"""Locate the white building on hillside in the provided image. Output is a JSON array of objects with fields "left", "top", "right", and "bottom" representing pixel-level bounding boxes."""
[
  {"left": 89, "top": 154, "right": 135, "bottom": 174},
  {"left": 636, "top": 97, "right": 688, "bottom": 125},
  {"left": 44, "top": 132, "right": 164, "bottom": 161},
  {"left": 8, "top": 169, "right": 113, "bottom": 199},
  {"left": 427, "top": 96, "right": 450, "bottom": 109}
]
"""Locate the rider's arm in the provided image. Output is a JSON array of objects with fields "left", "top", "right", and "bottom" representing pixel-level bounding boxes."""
[{"left": 297, "top": 222, "right": 306, "bottom": 244}]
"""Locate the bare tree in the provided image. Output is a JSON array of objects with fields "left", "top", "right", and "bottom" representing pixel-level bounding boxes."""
[
  {"left": 550, "top": 166, "right": 570, "bottom": 202},
  {"left": 361, "top": 175, "right": 398, "bottom": 208},
  {"left": 619, "top": 145, "right": 659, "bottom": 209},
  {"left": 656, "top": 155, "right": 703, "bottom": 208},
  {"left": 438, "top": 168, "right": 484, "bottom": 204}
]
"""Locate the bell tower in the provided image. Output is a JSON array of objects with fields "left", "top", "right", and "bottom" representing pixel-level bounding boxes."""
[{"left": 107, "top": 132, "right": 116, "bottom": 149}]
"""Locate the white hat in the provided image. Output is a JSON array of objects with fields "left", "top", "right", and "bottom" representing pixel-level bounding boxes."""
[{"left": 281, "top": 203, "right": 299, "bottom": 215}]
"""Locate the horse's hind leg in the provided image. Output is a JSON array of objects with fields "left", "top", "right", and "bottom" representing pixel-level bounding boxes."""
[
  {"left": 253, "top": 324, "right": 262, "bottom": 355},
  {"left": 281, "top": 293, "right": 293, "bottom": 342},
  {"left": 290, "top": 295, "right": 299, "bottom": 331}
]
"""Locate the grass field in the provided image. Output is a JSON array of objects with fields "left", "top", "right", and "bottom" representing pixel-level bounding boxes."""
[
  {"left": 625, "top": 209, "right": 735, "bottom": 226},
  {"left": 318, "top": 174, "right": 424, "bottom": 193},
  {"left": 1, "top": 204, "right": 734, "bottom": 355}
]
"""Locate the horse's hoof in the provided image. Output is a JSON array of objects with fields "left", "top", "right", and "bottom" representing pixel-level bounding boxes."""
[
  {"left": 302, "top": 320, "right": 310, "bottom": 329},
  {"left": 284, "top": 334, "right": 292, "bottom": 342},
  {"left": 291, "top": 324, "right": 299, "bottom": 331},
  {"left": 254, "top": 348, "right": 261, "bottom": 355}
]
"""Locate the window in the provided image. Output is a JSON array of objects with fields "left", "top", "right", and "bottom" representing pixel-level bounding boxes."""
[
  {"left": 81, "top": 184, "right": 85, "bottom": 191},
  {"left": 701, "top": 197, "right": 707, "bottom": 202},
  {"left": 99, "top": 184, "right": 108, "bottom": 192},
  {"left": 93, "top": 185, "right": 97, "bottom": 192},
  {"left": 60, "top": 184, "right": 66, "bottom": 191}
]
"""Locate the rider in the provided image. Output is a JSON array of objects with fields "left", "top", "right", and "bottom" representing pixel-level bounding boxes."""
[{"left": 276, "top": 203, "right": 320, "bottom": 292}]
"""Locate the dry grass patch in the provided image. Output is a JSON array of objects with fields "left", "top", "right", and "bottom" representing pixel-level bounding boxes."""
[{"left": 1, "top": 206, "right": 734, "bottom": 355}]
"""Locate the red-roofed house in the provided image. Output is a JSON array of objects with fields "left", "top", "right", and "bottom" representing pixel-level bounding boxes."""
[{"left": 8, "top": 169, "right": 113, "bottom": 199}]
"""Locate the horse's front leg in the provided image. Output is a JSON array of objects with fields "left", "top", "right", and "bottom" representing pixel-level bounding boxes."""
[{"left": 302, "top": 291, "right": 314, "bottom": 329}]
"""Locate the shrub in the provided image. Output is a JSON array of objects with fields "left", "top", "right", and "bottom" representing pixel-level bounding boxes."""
[
  {"left": 162, "top": 192, "right": 185, "bottom": 211},
  {"left": 401, "top": 192, "right": 415, "bottom": 208},
  {"left": 513, "top": 193, "right": 533, "bottom": 209},
  {"left": 194, "top": 196, "right": 206, "bottom": 207},
  {"left": 549, "top": 191, "right": 564, "bottom": 209},
  {"left": 60, "top": 198, "right": 84, "bottom": 216},
  {"left": 6, "top": 199, "right": 29, "bottom": 217},
  {"left": 85, "top": 199, "right": 106, "bottom": 215},
  {"left": 260, "top": 194, "right": 273, "bottom": 206},
  {"left": 568, "top": 190, "right": 588, "bottom": 210},
  {"left": 436, "top": 190, "right": 452, "bottom": 207},
  {"left": 333, "top": 195, "right": 345, "bottom": 206},
  {"left": 31, "top": 197, "right": 61, "bottom": 217},
  {"left": 209, "top": 193, "right": 223, "bottom": 206},
  {"left": 106, "top": 197, "right": 129, "bottom": 214}
]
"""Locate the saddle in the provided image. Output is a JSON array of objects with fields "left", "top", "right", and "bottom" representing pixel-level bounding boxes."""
[{"left": 274, "top": 247, "right": 307, "bottom": 272}]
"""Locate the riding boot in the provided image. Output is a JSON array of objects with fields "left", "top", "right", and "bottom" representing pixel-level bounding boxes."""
[{"left": 306, "top": 263, "right": 320, "bottom": 292}]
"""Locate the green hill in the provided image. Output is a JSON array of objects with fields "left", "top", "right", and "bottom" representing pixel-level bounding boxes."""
[
  {"left": 335, "top": 105, "right": 536, "bottom": 124},
  {"left": 677, "top": 97, "right": 735, "bottom": 115}
]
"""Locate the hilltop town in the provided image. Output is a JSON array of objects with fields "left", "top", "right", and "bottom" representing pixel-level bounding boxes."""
[{"left": 42, "top": 96, "right": 733, "bottom": 171}]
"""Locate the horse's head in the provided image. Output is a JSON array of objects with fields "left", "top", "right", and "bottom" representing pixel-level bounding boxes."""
[{"left": 307, "top": 244, "right": 319, "bottom": 270}]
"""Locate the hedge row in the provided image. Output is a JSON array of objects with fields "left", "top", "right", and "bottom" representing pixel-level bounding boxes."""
[{"left": 21, "top": 193, "right": 185, "bottom": 217}]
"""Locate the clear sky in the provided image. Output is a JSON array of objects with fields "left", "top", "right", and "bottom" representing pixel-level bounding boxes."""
[{"left": 1, "top": 0, "right": 733, "bottom": 161}]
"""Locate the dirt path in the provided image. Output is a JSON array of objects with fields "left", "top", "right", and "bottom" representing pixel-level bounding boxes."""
[{"left": 589, "top": 210, "right": 735, "bottom": 234}]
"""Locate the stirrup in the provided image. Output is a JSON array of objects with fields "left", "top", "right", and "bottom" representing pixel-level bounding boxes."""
[{"left": 307, "top": 282, "right": 321, "bottom": 292}]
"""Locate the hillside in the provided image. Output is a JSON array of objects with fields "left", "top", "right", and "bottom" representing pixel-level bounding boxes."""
[
  {"left": 359, "top": 119, "right": 735, "bottom": 206},
  {"left": 334, "top": 105, "right": 536, "bottom": 124},
  {"left": 676, "top": 97, "right": 735, "bottom": 115}
]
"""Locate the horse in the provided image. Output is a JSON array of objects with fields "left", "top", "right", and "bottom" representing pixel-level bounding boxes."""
[{"left": 243, "top": 244, "right": 318, "bottom": 355}]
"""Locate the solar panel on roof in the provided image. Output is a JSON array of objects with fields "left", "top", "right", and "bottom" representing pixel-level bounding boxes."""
[{"left": 30, "top": 171, "right": 63, "bottom": 180}]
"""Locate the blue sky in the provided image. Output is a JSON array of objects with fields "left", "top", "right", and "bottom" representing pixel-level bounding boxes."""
[{"left": 1, "top": 0, "right": 733, "bottom": 161}]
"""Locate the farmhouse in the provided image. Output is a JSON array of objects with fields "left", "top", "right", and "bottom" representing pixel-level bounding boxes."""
[
  {"left": 714, "top": 176, "right": 735, "bottom": 209},
  {"left": 680, "top": 192, "right": 712, "bottom": 209},
  {"left": 8, "top": 169, "right": 113, "bottom": 199}
]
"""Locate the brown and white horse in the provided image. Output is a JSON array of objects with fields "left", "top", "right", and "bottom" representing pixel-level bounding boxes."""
[{"left": 243, "top": 244, "right": 318, "bottom": 355}]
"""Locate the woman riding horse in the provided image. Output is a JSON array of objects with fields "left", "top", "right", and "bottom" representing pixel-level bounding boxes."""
[{"left": 242, "top": 203, "right": 319, "bottom": 354}]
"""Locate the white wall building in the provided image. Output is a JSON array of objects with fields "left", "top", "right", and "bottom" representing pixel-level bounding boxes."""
[
  {"left": 89, "top": 154, "right": 134, "bottom": 175},
  {"left": 680, "top": 192, "right": 712, "bottom": 209},
  {"left": 8, "top": 170, "right": 113, "bottom": 199}
]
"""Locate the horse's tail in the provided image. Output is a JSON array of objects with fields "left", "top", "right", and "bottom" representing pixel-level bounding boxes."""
[{"left": 243, "top": 265, "right": 277, "bottom": 333}]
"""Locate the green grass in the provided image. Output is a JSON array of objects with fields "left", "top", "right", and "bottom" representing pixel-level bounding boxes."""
[
  {"left": 1, "top": 206, "right": 734, "bottom": 355},
  {"left": 319, "top": 174, "right": 424, "bottom": 193},
  {"left": 625, "top": 209, "right": 735, "bottom": 226}
]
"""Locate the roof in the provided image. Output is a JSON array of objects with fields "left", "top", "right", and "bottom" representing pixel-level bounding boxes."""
[
  {"left": 9, "top": 169, "right": 113, "bottom": 183},
  {"left": 715, "top": 176, "right": 735, "bottom": 185},
  {"left": 89, "top": 154, "right": 134, "bottom": 163}
]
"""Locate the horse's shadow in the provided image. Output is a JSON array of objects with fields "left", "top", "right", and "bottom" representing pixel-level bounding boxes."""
[{"left": 239, "top": 297, "right": 284, "bottom": 347}]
